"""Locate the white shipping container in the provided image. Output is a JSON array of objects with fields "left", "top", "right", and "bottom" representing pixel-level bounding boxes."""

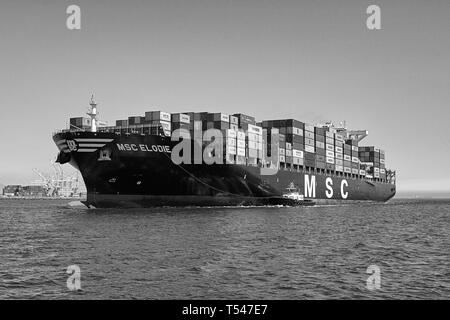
[
  {"left": 305, "top": 145, "right": 315, "bottom": 153},
  {"left": 237, "top": 147, "right": 246, "bottom": 157},
  {"left": 352, "top": 168, "right": 359, "bottom": 174},
  {"left": 326, "top": 144, "right": 334, "bottom": 151},
  {"left": 305, "top": 138, "right": 315, "bottom": 146},
  {"left": 257, "top": 142, "right": 263, "bottom": 150},
  {"left": 335, "top": 146, "right": 343, "bottom": 153},
  {"left": 286, "top": 149, "right": 292, "bottom": 157},
  {"left": 335, "top": 134, "right": 344, "bottom": 141},
  {"left": 380, "top": 159, "right": 385, "bottom": 164},
  {"left": 335, "top": 165, "right": 344, "bottom": 172},
  {"left": 293, "top": 127, "right": 303, "bottom": 136},
  {"left": 220, "top": 114, "right": 230, "bottom": 123},
  {"left": 380, "top": 168, "right": 386, "bottom": 174},
  {"left": 304, "top": 124, "right": 314, "bottom": 132},
  {"left": 247, "top": 132, "right": 258, "bottom": 142},
  {"left": 293, "top": 150, "right": 303, "bottom": 158},
  {"left": 286, "top": 142, "right": 292, "bottom": 150},
  {"left": 226, "top": 145, "right": 237, "bottom": 155},
  {"left": 226, "top": 129, "right": 237, "bottom": 138},
  {"left": 326, "top": 157, "right": 335, "bottom": 164},
  {"left": 374, "top": 167, "right": 380, "bottom": 173},
  {"left": 305, "top": 131, "right": 315, "bottom": 139},
  {"left": 336, "top": 153, "right": 343, "bottom": 160},
  {"left": 352, "top": 157, "right": 359, "bottom": 163},
  {"left": 181, "top": 114, "right": 190, "bottom": 124},
  {"left": 237, "top": 131, "right": 246, "bottom": 140},
  {"left": 326, "top": 150, "right": 335, "bottom": 158},
  {"left": 344, "top": 155, "right": 351, "bottom": 161},
  {"left": 359, "top": 170, "right": 366, "bottom": 175},
  {"left": 159, "top": 121, "right": 171, "bottom": 131},
  {"left": 351, "top": 146, "right": 358, "bottom": 152},
  {"left": 161, "top": 112, "right": 172, "bottom": 122},
  {"left": 237, "top": 140, "right": 246, "bottom": 148},
  {"left": 293, "top": 157, "right": 304, "bottom": 165},
  {"left": 279, "top": 155, "right": 286, "bottom": 162},
  {"left": 279, "top": 148, "right": 286, "bottom": 156},
  {"left": 248, "top": 141, "right": 257, "bottom": 149},
  {"left": 227, "top": 138, "right": 236, "bottom": 146},
  {"left": 344, "top": 167, "right": 352, "bottom": 173},
  {"left": 374, "top": 172, "right": 380, "bottom": 178},
  {"left": 248, "top": 149, "right": 258, "bottom": 158},
  {"left": 229, "top": 115, "right": 238, "bottom": 124},
  {"left": 247, "top": 124, "right": 262, "bottom": 135}
]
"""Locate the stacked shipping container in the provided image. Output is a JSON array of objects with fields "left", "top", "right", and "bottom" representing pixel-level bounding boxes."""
[
  {"left": 95, "top": 110, "right": 389, "bottom": 181},
  {"left": 304, "top": 124, "right": 315, "bottom": 166},
  {"left": 70, "top": 117, "right": 91, "bottom": 130},
  {"left": 345, "top": 139, "right": 360, "bottom": 176},
  {"left": 261, "top": 119, "right": 305, "bottom": 169},
  {"left": 358, "top": 146, "right": 386, "bottom": 181},
  {"left": 144, "top": 111, "right": 172, "bottom": 136},
  {"left": 324, "top": 129, "right": 335, "bottom": 172},
  {"left": 334, "top": 133, "right": 344, "bottom": 173}
]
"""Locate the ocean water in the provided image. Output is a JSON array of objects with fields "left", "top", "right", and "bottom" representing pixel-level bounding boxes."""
[{"left": 0, "top": 198, "right": 449, "bottom": 300}]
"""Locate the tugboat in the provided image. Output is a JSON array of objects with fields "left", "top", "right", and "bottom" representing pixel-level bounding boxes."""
[
  {"left": 273, "top": 183, "right": 315, "bottom": 206},
  {"left": 283, "top": 183, "right": 305, "bottom": 201}
]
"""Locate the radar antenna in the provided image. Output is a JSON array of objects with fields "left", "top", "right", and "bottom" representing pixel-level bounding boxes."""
[{"left": 86, "top": 94, "right": 98, "bottom": 132}]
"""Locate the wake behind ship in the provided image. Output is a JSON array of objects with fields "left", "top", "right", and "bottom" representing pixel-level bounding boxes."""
[{"left": 53, "top": 97, "right": 396, "bottom": 208}]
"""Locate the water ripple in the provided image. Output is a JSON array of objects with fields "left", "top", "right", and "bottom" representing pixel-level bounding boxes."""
[{"left": 0, "top": 198, "right": 449, "bottom": 299}]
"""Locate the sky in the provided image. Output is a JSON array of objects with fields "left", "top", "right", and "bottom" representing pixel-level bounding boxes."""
[{"left": 0, "top": 0, "right": 449, "bottom": 195}]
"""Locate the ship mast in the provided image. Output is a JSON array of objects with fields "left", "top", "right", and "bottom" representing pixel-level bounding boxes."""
[{"left": 87, "top": 94, "right": 98, "bottom": 132}]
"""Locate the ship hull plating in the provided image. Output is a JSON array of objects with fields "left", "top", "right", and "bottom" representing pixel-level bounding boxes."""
[{"left": 53, "top": 132, "right": 396, "bottom": 208}]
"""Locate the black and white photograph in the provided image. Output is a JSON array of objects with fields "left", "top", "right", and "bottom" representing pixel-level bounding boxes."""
[{"left": 0, "top": 0, "right": 449, "bottom": 308}]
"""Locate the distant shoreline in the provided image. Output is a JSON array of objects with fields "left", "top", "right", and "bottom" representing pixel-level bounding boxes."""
[{"left": 0, "top": 196, "right": 86, "bottom": 201}]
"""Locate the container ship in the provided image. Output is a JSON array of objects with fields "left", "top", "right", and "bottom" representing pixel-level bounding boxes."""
[{"left": 53, "top": 97, "right": 396, "bottom": 208}]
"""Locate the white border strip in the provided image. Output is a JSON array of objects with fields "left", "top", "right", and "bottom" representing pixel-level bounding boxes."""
[
  {"left": 78, "top": 143, "right": 107, "bottom": 148},
  {"left": 75, "top": 139, "right": 114, "bottom": 143}
]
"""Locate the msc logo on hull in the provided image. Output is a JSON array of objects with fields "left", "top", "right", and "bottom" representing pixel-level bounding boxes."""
[
  {"left": 66, "top": 140, "right": 78, "bottom": 152},
  {"left": 304, "top": 175, "right": 349, "bottom": 199}
]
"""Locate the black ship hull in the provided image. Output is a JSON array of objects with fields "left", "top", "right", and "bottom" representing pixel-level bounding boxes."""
[{"left": 53, "top": 132, "right": 396, "bottom": 208}]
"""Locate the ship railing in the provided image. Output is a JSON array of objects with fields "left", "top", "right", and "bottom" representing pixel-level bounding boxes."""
[
  {"left": 52, "top": 128, "right": 80, "bottom": 135},
  {"left": 52, "top": 127, "right": 89, "bottom": 135}
]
